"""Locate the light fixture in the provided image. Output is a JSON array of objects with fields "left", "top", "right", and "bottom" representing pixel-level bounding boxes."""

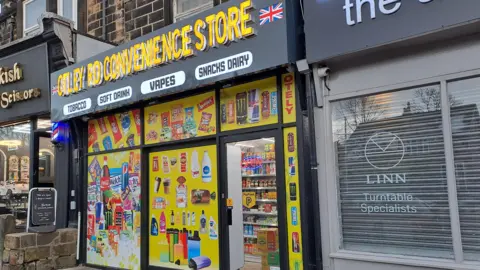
[
  {"left": 0, "top": 140, "right": 22, "bottom": 146},
  {"left": 234, "top": 143, "right": 254, "bottom": 148}
]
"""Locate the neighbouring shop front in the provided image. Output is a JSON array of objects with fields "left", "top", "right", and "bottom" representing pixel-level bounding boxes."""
[
  {"left": 0, "top": 14, "right": 113, "bottom": 232},
  {"left": 304, "top": 1, "right": 480, "bottom": 270},
  {"left": 50, "top": 0, "right": 313, "bottom": 269}
]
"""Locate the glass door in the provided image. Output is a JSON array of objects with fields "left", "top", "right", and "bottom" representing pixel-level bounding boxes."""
[{"left": 225, "top": 136, "right": 280, "bottom": 270}]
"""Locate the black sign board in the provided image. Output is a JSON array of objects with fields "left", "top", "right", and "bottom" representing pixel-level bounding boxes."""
[
  {"left": 30, "top": 188, "right": 56, "bottom": 225},
  {"left": 304, "top": 0, "right": 480, "bottom": 63},
  {"left": 0, "top": 44, "right": 50, "bottom": 122},
  {"left": 50, "top": 0, "right": 296, "bottom": 122}
]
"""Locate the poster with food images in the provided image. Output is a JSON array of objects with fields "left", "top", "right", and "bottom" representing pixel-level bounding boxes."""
[
  {"left": 149, "top": 145, "right": 219, "bottom": 270},
  {"left": 86, "top": 150, "right": 141, "bottom": 270},
  {"left": 220, "top": 77, "right": 278, "bottom": 131},
  {"left": 144, "top": 92, "right": 217, "bottom": 145},
  {"left": 87, "top": 109, "right": 141, "bottom": 153},
  {"left": 283, "top": 127, "right": 303, "bottom": 270}
]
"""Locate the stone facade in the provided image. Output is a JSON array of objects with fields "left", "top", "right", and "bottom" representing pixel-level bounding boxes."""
[
  {"left": 86, "top": 0, "right": 165, "bottom": 44},
  {"left": 2, "top": 228, "right": 78, "bottom": 270}
]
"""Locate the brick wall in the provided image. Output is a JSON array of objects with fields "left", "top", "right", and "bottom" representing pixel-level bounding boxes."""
[
  {"left": 2, "top": 228, "right": 78, "bottom": 270},
  {"left": 86, "top": 0, "right": 165, "bottom": 44}
]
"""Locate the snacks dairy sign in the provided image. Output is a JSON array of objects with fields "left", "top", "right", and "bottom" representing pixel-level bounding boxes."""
[
  {"left": 56, "top": 0, "right": 255, "bottom": 97},
  {"left": 51, "top": 0, "right": 292, "bottom": 122}
]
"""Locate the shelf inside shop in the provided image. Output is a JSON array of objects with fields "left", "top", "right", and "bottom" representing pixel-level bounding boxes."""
[
  {"left": 256, "top": 199, "right": 277, "bottom": 203},
  {"left": 243, "top": 221, "right": 278, "bottom": 227},
  {"left": 242, "top": 187, "right": 276, "bottom": 190},
  {"left": 244, "top": 235, "right": 257, "bottom": 239},
  {"left": 242, "top": 174, "right": 276, "bottom": 177},
  {"left": 243, "top": 211, "right": 278, "bottom": 216},
  {"left": 245, "top": 254, "right": 262, "bottom": 263},
  {"left": 262, "top": 161, "right": 276, "bottom": 164}
]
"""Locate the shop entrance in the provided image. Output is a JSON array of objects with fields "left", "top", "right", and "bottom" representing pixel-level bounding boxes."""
[{"left": 223, "top": 131, "right": 285, "bottom": 270}]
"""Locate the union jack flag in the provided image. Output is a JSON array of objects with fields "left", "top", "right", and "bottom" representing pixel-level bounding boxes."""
[{"left": 259, "top": 2, "right": 284, "bottom": 25}]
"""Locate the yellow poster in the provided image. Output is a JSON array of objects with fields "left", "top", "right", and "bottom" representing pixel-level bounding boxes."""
[
  {"left": 88, "top": 109, "right": 141, "bottom": 153},
  {"left": 283, "top": 127, "right": 303, "bottom": 270},
  {"left": 144, "top": 92, "right": 217, "bottom": 144},
  {"left": 242, "top": 192, "right": 256, "bottom": 208},
  {"left": 149, "top": 145, "right": 219, "bottom": 269},
  {"left": 220, "top": 77, "right": 278, "bottom": 131},
  {"left": 282, "top": 73, "right": 297, "bottom": 124},
  {"left": 86, "top": 150, "right": 142, "bottom": 269}
]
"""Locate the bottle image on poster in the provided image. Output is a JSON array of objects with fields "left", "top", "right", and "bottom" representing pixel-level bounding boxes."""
[{"left": 149, "top": 145, "right": 219, "bottom": 269}]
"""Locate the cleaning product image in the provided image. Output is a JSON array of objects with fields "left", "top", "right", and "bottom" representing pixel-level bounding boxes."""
[
  {"left": 201, "top": 151, "right": 212, "bottom": 183},
  {"left": 170, "top": 210, "right": 175, "bottom": 226},
  {"left": 209, "top": 216, "right": 218, "bottom": 240},
  {"left": 160, "top": 212, "right": 166, "bottom": 233},
  {"left": 200, "top": 210, "right": 207, "bottom": 234},
  {"left": 151, "top": 215, "right": 158, "bottom": 236},
  {"left": 191, "top": 150, "right": 200, "bottom": 178},
  {"left": 192, "top": 211, "right": 196, "bottom": 226}
]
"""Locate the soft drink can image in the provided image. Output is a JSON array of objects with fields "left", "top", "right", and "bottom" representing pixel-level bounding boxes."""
[
  {"left": 121, "top": 162, "right": 129, "bottom": 192},
  {"left": 289, "top": 156, "right": 296, "bottom": 176},
  {"left": 291, "top": 206, "right": 298, "bottom": 226},
  {"left": 103, "top": 136, "right": 113, "bottom": 150},
  {"left": 95, "top": 202, "right": 103, "bottom": 223}
]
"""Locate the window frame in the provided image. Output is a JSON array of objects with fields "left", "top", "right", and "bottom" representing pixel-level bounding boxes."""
[
  {"left": 172, "top": 0, "right": 213, "bottom": 22},
  {"left": 57, "top": 0, "right": 78, "bottom": 28},
  {"left": 23, "top": 0, "right": 46, "bottom": 36},
  {"left": 321, "top": 67, "right": 480, "bottom": 268}
]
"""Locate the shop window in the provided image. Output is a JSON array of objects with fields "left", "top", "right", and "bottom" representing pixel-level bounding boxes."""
[
  {"left": 331, "top": 85, "right": 453, "bottom": 258},
  {"left": 88, "top": 109, "right": 141, "bottom": 153},
  {"left": 220, "top": 77, "right": 279, "bottom": 132},
  {"left": 447, "top": 77, "right": 480, "bottom": 261},
  {"left": 144, "top": 92, "right": 217, "bottom": 145},
  {"left": 23, "top": 0, "right": 46, "bottom": 36},
  {"left": 0, "top": 122, "right": 31, "bottom": 228},
  {"left": 173, "top": 0, "right": 213, "bottom": 22},
  {"left": 86, "top": 150, "right": 141, "bottom": 268},
  {"left": 57, "top": 0, "right": 78, "bottom": 28}
]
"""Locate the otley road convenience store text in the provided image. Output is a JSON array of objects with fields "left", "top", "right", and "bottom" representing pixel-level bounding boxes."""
[{"left": 56, "top": 0, "right": 256, "bottom": 96}]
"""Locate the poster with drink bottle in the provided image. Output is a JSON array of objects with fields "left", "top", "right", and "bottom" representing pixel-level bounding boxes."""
[
  {"left": 283, "top": 127, "right": 303, "bottom": 270},
  {"left": 88, "top": 109, "right": 141, "bottom": 153},
  {"left": 87, "top": 150, "right": 141, "bottom": 269},
  {"left": 144, "top": 92, "right": 217, "bottom": 145},
  {"left": 220, "top": 77, "right": 278, "bottom": 131},
  {"left": 149, "top": 145, "right": 219, "bottom": 270}
]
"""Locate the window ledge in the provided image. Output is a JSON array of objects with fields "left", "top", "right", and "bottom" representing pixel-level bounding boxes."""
[{"left": 330, "top": 251, "right": 480, "bottom": 270}]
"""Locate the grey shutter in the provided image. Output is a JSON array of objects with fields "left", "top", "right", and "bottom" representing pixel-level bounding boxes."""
[
  {"left": 332, "top": 86, "right": 453, "bottom": 258},
  {"left": 448, "top": 78, "right": 480, "bottom": 261}
]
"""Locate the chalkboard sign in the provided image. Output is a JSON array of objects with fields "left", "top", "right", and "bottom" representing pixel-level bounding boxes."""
[{"left": 30, "top": 188, "right": 56, "bottom": 225}]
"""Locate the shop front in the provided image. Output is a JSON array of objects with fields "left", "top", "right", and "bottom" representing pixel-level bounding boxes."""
[
  {"left": 50, "top": 0, "right": 311, "bottom": 269},
  {"left": 304, "top": 1, "right": 480, "bottom": 270}
]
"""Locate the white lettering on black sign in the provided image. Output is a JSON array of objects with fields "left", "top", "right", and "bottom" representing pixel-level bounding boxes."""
[
  {"left": 63, "top": 98, "right": 92, "bottom": 116},
  {"left": 141, "top": 71, "right": 186, "bottom": 95},
  {"left": 97, "top": 86, "right": 132, "bottom": 106},
  {"left": 195, "top": 51, "right": 253, "bottom": 80}
]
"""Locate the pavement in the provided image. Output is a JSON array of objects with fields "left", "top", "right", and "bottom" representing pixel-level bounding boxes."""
[{"left": 63, "top": 267, "right": 96, "bottom": 270}]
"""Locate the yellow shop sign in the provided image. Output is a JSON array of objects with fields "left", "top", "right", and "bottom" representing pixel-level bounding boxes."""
[{"left": 56, "top": 0, "right": 256, "bottom": 97}]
